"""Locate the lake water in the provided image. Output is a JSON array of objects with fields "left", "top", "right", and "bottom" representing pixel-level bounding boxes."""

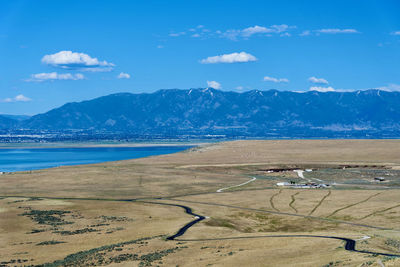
[{"left": 0, "top": 146, "right": 192, "bottom": 172}]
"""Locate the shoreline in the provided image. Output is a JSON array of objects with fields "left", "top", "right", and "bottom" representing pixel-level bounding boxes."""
[
  {"left": 1, "top": 138, "right": 400, "bottom": 149},
  {"left": 0, "top": 141, "right": 209, "bottom": 149},
  {"left": 0, "top": 144, "right": 199, "bottom": 173}
]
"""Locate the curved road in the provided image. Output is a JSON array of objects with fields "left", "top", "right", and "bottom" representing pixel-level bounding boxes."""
[
  {"left": 216, "top": 177, "right": 257, "bottom": 193},
  {"left": 3, "top": 194, "right": 400, "bottom": 258},
  {"left": 175, "top": 235, "right": 400, "bottom": 257},
  {"left": 138, "top": 200, "right": 205, "bottom": 240},
  {"left": 145, "top": 199, "right": 400, "bottom": 258}
]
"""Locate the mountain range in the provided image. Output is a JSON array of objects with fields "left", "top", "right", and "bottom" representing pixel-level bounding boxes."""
[{"left": 2, "top": 88, "right": 400, "bottom": 138}]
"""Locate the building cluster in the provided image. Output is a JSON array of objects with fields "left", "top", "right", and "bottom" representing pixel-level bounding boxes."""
[{"left": 276, "top": 181, "right": 330, "bottom": 189}]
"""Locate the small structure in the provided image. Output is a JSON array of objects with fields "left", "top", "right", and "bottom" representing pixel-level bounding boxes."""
[
  {"left": 276, "top": 181, "right": 330, "bottom": 189},
  {"left": 277, "top": 182, "right": 290, "bottom": 186},
  {"left": 374, "top": 177, "right": 385, "bottom": 182}
]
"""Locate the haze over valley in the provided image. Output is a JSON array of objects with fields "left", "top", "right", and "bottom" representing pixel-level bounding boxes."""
[{"left": 1, "top": 88, "right": 400, "bottom": 141}]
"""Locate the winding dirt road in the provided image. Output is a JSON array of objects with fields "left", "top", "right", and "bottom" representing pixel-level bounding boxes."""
[
  {"left": 216, "top": 177, "right": 257, "bottom": 192},
  {"left": 3, "top": 193, "right": 400, "bottom": 258}
]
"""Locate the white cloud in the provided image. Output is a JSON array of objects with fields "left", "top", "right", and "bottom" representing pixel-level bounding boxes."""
[
  {"left": 309, "top": 86, "right": 335, "bottom": 92},
  {"left": 221, "top": 30, "right": 242, "bottom": 40},
  {"left": 299, "top": 30, "right": 311, "bottom": 36},
  {"left": 169, "top": 32, "right": 186, "bottom": 37},
  {"left": 241, "top": 25, "right": 270, "bottom": 37},
  {"left": 315, "top": 28, "right": 359, "bottom": 34},
  {"left": 168, "top": 24, "right": 294, "bottom": 40},
  {"left": 2, "top": 94, "right": 31, "bottom": 102},
  {"left": 41, "top": 51, "right": 114, "bottom": 71},
  {"left": 300, "top": 28, "right": 359, "bottom": 36},
  {"left": 241, "top": 25, "right": 290, "bottom": 36},
  {"left": 391, "top": 31, "right": 400, "bottom": 36},
  {"left": 207, "top": 80, "right": 221, "bottom": 89},
  {"left": 378, "top": 83, "right": 400, "bottom": 92},
  {"left": 295, "top": 86, "right": 400, "bottom": 93},
  {"left": 117, "top": 72, "right": 131, "bottom": 79},
  {"left": 27, "top": 72, "right": 85, "bottom": 82},
  {"left": 157, "top": 45, "right": 164, "bottom": 49},
  {"left": 271, "top": 24, "right": 291, "bottom": 32},
  {"left": 308, "top": 76, "right": 328, "bottom": 84},
  {"left": 235, "top": 86, "right": 252, "bottom": 91},
  {"left": 200, "top": 52, "right": 257, "bottom": 64},
  {"left": 280, "top": 32, "right": 291, "bottom": 37},
  {"left": 222, "top": 24, "right": 292, "bottom": 40},
  {"left": 15, "top": 94, "right": 31, "bottom": 102},
  {"left": 263, "top": 76, "right": 289, "bottom": 83}
]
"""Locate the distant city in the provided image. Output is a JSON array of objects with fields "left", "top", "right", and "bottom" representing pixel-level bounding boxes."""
[{"left": 1, "top": 88, "right": 400, "bottom": 142}]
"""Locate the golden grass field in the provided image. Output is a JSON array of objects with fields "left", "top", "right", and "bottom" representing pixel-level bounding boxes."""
[{"left": 2, "top": 139, "right": 400, "bottom": 266}]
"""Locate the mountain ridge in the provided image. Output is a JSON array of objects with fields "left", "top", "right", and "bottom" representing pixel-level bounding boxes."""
[{"left": 11, "top": 88, "right": 399, "bottom": 138}]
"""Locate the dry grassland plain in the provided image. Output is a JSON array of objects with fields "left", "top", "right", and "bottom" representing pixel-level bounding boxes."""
[{"left": 2, "top": 139, "right": 400, "bottom": 266}]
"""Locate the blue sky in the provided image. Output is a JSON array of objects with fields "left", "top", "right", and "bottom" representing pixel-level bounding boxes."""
[{"left": 1, "top": 0, "right": 399, "bottom": 115}]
